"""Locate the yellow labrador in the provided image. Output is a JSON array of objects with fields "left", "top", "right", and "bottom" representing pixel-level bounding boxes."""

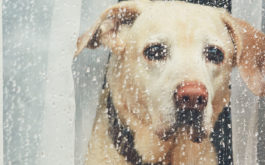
[{"left": 75, "top": 0, "right": 265, "bottom": 164}]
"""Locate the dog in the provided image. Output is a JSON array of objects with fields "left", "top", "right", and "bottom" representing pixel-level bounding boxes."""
[{"left": 74, "top": 0, "right": 265, "bottom": 164}]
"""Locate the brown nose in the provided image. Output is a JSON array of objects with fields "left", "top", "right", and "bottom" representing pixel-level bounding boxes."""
[{"left": 174, "top": 81, "right": 208, "bottom": 111}]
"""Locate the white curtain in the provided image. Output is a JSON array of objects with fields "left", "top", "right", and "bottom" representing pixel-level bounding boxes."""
[
  {"left": 3, "top": 0, "right": 81, "bottom": 164},
  {"left": 231, "top": 0, "right": 263, "bottom": 164},
  {"left": 39, "top": 0, "right": 81, "bottom": 164},
  {"left": 0, "top": 0, "right": 3, "bottom": 164}
]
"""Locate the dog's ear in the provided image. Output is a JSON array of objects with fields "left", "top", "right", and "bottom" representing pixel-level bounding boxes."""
[
  {"left": 222, "top": 12, "right": 265, "bottom": 96},
  {"left": 74, "top": 1, "right": 141, "bottom": 56}
]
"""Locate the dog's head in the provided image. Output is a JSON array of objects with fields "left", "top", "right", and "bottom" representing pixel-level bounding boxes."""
[{"left": 76, "top": 0, "right": 264, "bottom": 146}]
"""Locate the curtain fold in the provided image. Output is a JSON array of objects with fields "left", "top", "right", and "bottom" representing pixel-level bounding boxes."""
[
  {"left": 0, "top": 0, "right": 3, "bottom": 164},
  {"left": 257, "top": 2, "right": 265, "bottom": 163},
  {"left": 38, "top": 0, "right": 82, "bottom": 164},
  {"left": 73, "top": 0, "right": 117, "bottom": 164},
  {"left": 3, "top": 0, "right": 54, "bottom": 164},
  {"left": 231, "top": 0, "right": 263, "bottom": 164}
]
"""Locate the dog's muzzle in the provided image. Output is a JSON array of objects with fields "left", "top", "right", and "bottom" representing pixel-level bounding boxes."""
[{"left": 159, "top": 81, "right": 208, "bottom": 143}]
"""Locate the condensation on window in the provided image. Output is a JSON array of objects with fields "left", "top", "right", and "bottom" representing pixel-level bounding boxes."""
[{"left": 3, "top": 0, "right": 265, "bottom": 165}]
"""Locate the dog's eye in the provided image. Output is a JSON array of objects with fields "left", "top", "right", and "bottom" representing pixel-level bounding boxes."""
[
  {"left": 204, "top": 46, "right": 224, "bottom": 64},
  {"left": 143, "top": 44, "right": 168, "bottom": 61}
]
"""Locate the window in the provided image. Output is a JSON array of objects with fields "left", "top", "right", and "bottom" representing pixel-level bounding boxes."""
[{"left": 3, "top": 0, "right": 264, "bottom": 164}]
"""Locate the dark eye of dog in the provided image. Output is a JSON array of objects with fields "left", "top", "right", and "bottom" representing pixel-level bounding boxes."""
[
  {"left": 143, "top": 43, "right": 168, "bottom": 61},
  {"left": 204, "top": 46, "right": 224, "bottom": 64}
]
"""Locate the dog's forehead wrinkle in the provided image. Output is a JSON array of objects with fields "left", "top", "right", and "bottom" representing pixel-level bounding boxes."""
[
  {"left": 145, "top": 33, "right": 170, "bottom": 44},
  {"left": 127, "top": 9, "right": 231, "bottom": 58}
]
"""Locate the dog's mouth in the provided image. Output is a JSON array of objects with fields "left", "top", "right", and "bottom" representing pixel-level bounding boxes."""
[{"left": 156, "top": 108, "right": 207, "bottom": 143}]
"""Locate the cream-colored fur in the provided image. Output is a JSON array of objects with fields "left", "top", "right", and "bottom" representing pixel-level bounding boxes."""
[{"left": 75, "top": 1, "right": 265, "bottom": 164}]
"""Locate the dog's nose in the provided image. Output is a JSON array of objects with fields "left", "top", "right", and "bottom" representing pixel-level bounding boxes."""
[{"left": 174, "top": 81, "right": 208, "bottom": 110}]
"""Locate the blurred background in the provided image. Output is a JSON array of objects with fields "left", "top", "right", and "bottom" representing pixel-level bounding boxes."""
[{"left": 2, "top": 0, "right": 265, "bottom": 165}]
